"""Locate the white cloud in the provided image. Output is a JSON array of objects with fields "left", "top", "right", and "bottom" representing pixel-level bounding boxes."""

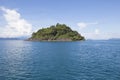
[
  {"left": 77, "top": 22, "right": 87, "bottom": 28},
  {"left": 94, "top": 29, "right": 100, "bottom": 35},
  {"left": 77, "top": 22, "right": 98, "bottom": 29},
  {"left": 0, "top": 7, "right": 32, "bottom": 38},
  {"left": 81, "top": 29, "right": 102, "bottom": 40}
]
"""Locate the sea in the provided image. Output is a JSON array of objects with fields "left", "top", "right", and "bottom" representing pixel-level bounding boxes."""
[{"left": 0, "top": 40, "right": 120, "bottom": 80}]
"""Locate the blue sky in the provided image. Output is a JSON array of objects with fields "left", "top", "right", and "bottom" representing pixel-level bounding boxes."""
[{"left": 0, "top": 0, "right": 120, "bottom": 39}]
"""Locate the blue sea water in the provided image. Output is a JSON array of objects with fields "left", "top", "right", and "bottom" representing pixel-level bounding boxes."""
[{"left": 0, "top": 40, "right": 120, "bottom": 80}]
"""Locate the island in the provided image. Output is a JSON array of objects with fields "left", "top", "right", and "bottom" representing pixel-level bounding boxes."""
[{"left": 28, "top": 23, "right": 85, "bottom": 41}]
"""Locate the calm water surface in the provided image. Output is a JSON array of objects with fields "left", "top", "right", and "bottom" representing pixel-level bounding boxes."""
[{"left": 0, "top": 40, "right": 120, "bottom": 80}]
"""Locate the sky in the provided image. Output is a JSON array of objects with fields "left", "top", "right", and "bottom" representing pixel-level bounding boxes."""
[{"left": 0, "top": 0, "right": 120, "bottom": 39}]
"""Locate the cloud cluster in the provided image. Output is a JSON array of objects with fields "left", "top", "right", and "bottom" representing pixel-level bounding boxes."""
[
  {"left": 0, "top": 7, "right": 32, "bottom": 38},
  {"left": 77, "top": 22, "right": 98, "bottom": 29},
  {"left": 94, "top": 29, "right": 100, "bottom": 35},
  {"left": 82, "top": 28, "right": 120, "bottom": 40},
  {"left": 77, "top": 22, "right": 102, "bottom": 39}
]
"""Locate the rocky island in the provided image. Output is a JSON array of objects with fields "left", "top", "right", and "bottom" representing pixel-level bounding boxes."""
[{"left": 28, "top": 23, "right": 85, "bottom": 41}]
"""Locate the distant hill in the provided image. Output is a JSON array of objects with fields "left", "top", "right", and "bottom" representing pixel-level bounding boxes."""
[
  {"left": 0, "top": 38, "right": 20, "bottom": 40},
  {"left": 109, "top": 38, "right": 120, "bottom": 41},
  {"left": 28, "top": 23, "right": 85, "bottom": 41}
]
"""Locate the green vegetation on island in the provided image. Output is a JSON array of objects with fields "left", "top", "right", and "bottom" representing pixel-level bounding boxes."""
[{"left": 28, "top": 23, "right": 85, "bottom": 41}]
